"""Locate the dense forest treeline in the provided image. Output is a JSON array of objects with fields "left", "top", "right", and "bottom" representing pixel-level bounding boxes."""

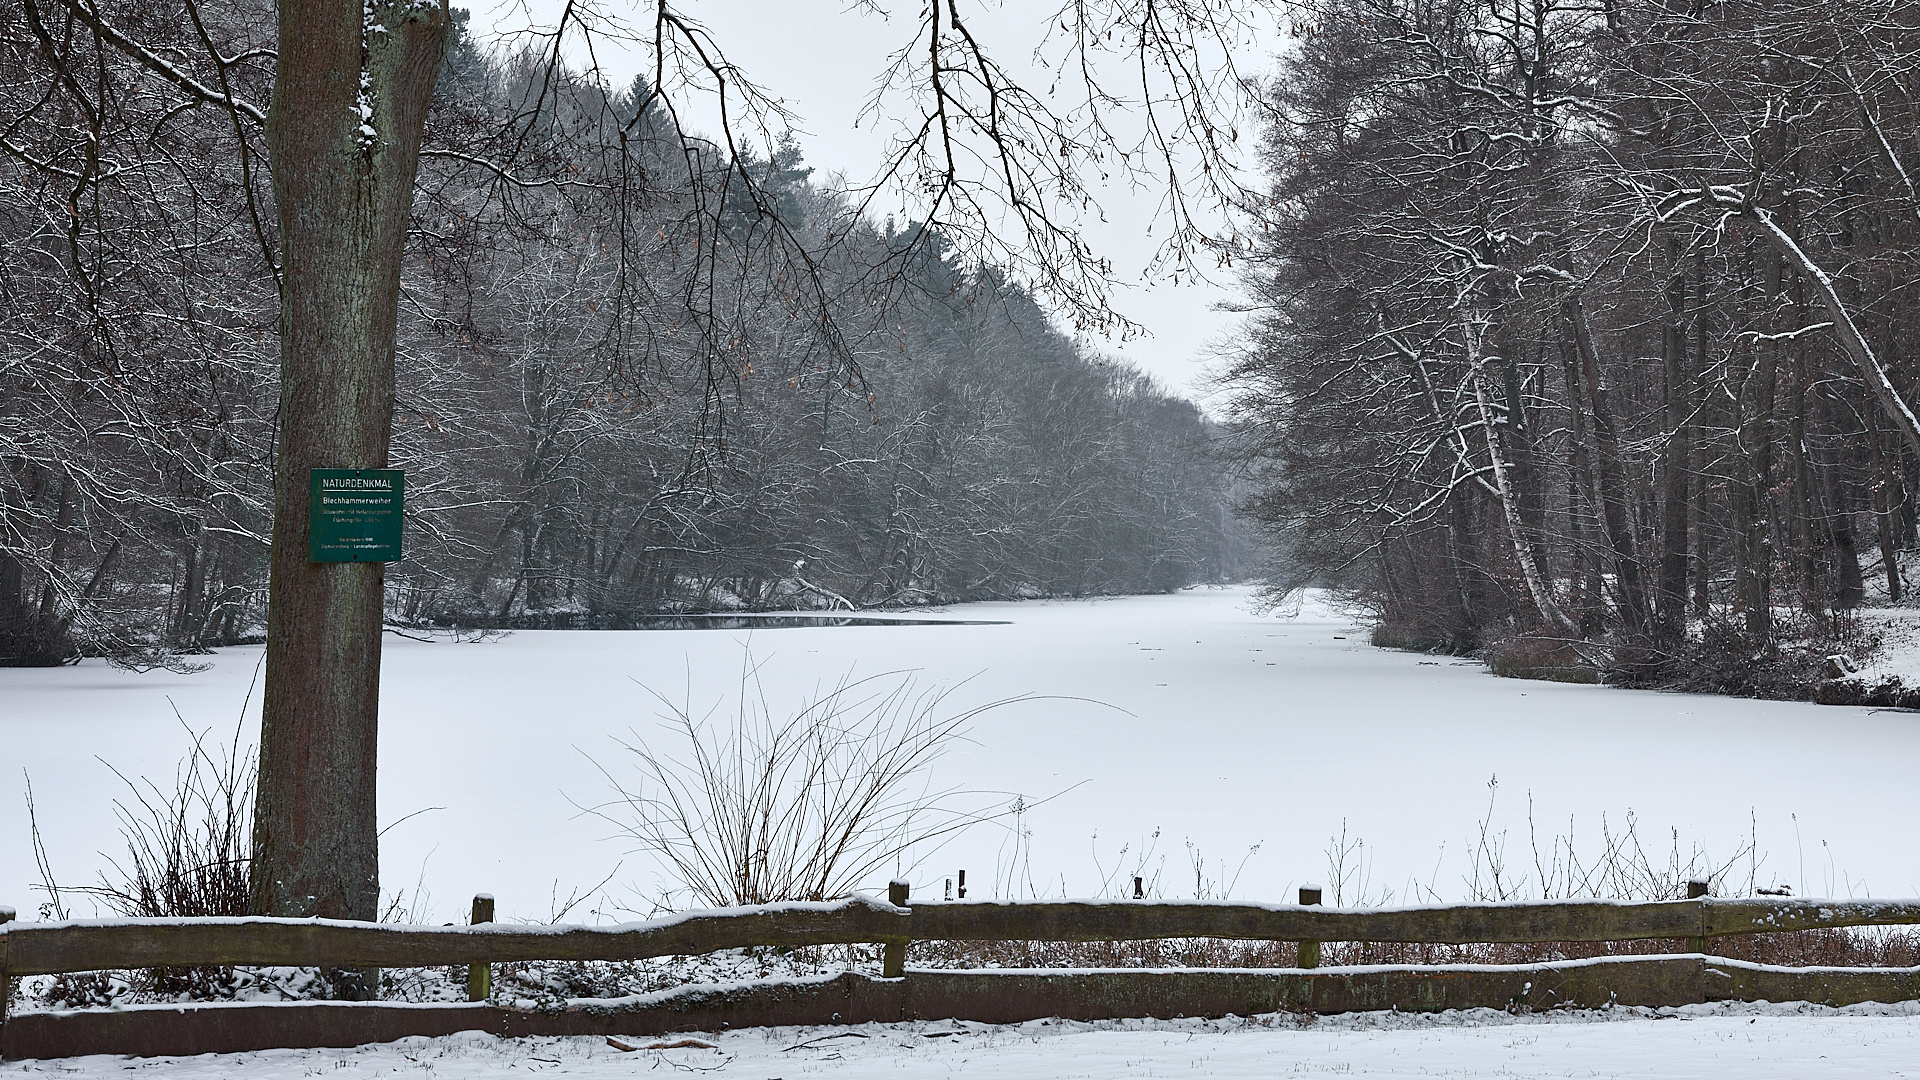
[
  {"left": 0, "top": 3, "right": 1243, "bottom": 666},
  {"left": 1226, "top": 0, "right": 1920, "bottom": 689}
]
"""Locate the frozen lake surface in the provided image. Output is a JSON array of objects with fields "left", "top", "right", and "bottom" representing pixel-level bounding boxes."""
[{"left": 3, "top": 586, "right": 1916, "bottom": 923}]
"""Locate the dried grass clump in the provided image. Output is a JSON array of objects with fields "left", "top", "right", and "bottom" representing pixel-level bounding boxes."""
[
  {"left": 29, "top": 723, "right": 254, "bottom": 1000},
  {"left": 91, "top": 728, "right": 254, "bottom": 921},
  {"left": 1369, "top": 621, "right": 1451, "bottom": 652},
  {"left": 582, "top": 658, "right": 1030, "bottom": 909},
  {"left": 1486, "top": 637, "right": 1599, "bottom": 684}
]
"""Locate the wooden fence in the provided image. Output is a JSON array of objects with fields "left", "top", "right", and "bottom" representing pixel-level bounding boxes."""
[{"left": 5, "top": 884, "right": 1920, "bottom": 1060}]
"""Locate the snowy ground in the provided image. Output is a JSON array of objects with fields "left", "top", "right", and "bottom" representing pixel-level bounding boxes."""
[
  {"left": 4, "top": 1004, "right": 1919, "bottom": 1078},
  {"left": 1842, "top": 609, "right": 1920, "bottom": 695},
  {"left": 5, "top": 586, "right": 1918, "bottom": 926}
]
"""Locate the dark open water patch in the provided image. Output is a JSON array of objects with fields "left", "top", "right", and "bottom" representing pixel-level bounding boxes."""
[{"left": 419, "top": 612, "right": 1011, "bottom": 631}]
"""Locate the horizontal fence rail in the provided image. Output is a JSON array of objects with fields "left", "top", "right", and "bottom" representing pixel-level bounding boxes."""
[
  {"left": 7, "top": 959, "right": 1920, "bottom": 1060},
  {"left": 907, "top": 897, "right": 1920, "bottom": 946},
  {"left": 5, "top": 891, "right": 1920, "bottom": 1060},
  {"left": 8, "top": 895, "right": 1920, "bottom": 976},
  {"left": 1, "top": 899, "right": 903, "bottom": 976}
]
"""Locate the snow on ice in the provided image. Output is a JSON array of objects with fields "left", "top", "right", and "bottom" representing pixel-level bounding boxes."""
[{"left": 3, "top": 587, "right": 1917, "bottom": 924}]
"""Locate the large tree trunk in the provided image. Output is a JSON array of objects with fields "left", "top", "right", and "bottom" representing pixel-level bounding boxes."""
[
  {"left": 1446, "top": 484, "right": 1480, "bottom": 652},
  {"left": 32, "top": 472, "right": 75, "bottom": 651},
  {"left": 1868, "top": 383, "right": 1905, "bottom": 604},
  {"left": 1562, "top": 293, "right": 1650, "bottom": 636},
  {"left": 1557, "top": 327, "right": 1605, "bottom": 635},
  {"left": 1811, "top": 379, "right": 1866, "bottom": 610},
  {"left": 0, "top": 473, "right": 27, "bottom": 663},
  {"left": 1786, "top": 345, "right": 1819, "bottom": 610},
  {"left": 1655, "top": 246, "right": 1691, "bottom": 644},
  {"left": 1735, "top": 255, "right": 1782, "bottom": 643},
  {"left": 1468, "top": 324, "right": 1576, "bottom": 637},
  {"left": 1691, "top": 259, "right": 1711, "bottom": 618},
  {"left": 252, "top": 0, "right": 448, "bottom": 939}
]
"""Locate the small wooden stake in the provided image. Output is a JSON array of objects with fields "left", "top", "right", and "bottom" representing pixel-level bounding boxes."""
[
  {"left": 1133, "top": 876, "right": 1144, "bottom": 900},
  {"left": 467, "top": 894, "right": 494, "bottom": 1002},
  {"left": 1297, "top": 885, "right": 1323, "bottom": 969},
  {"left": 882, "top": 880, "right": 909, "bottom": 978},
  {"left": 1686, "top": 879, "right": 1709, "bottom": 954},
  {"left": 957, "top": 869, "right": 966, "bottom": 900}
]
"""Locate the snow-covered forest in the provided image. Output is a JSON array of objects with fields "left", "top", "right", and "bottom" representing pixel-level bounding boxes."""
[
  {"left": 0, "top": 7, "right": 1241, "bottom": 668},
  {"left": 6, "top": 0, "right": 1920, "bottom": 1073},
  {"left": 1225, "top": 0, "right": 1920, "bottom": 691}
]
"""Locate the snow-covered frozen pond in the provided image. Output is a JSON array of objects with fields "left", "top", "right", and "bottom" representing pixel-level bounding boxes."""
[{"left": 3, "top": 586, "right": 1916, "bottom": 922}]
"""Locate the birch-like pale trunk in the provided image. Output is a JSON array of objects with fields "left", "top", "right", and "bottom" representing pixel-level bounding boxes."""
[
  {"left": 1467, "top": 329, "right": 1577, "bottom": 637},
  {"left": 252, "top": 0, "right": 448, "bottom": 929},
  {"left": 1688, "top": 184, "right": 1920, "bottom": 459},
  {"left": 1741, "top": 203, "right": 1920, "bottom": 460}
]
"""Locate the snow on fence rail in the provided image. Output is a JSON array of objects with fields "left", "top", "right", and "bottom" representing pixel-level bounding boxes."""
[{"left": 4, "top": 889, "right": 1920, "bottom": 1060}]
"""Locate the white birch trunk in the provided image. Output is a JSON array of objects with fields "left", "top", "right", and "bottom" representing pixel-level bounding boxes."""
[{"left": 1467, "top": 328, "right": 1579, "bottom": 637}]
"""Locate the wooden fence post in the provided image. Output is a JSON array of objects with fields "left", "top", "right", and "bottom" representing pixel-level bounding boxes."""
[
  {"left": 1297, "top": 885, "right": 1323, "bottom": 969},
  {"left": 883, "top": 880, "right": 909, "bottom": 978},
  {"left": 1686, "top": 879, "right": 1709, "bottom": 954},
  {"left": 1, "top": 905, "right": 15, "bottom": 1030},
  {"left": 467, "top": 894, "right": 494, "bottom": 1002}
]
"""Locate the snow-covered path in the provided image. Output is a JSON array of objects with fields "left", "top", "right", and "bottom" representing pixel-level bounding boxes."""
[
  {"left": 5, "top": 1005, "right": 1918, "bottom": 1078},
  {"left": 4, "top": 587, "right": 1917, "bottom": 922}
]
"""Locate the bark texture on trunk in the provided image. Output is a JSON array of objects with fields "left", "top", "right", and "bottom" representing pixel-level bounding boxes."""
[
  {"left": 252, "top": 0, "right": 447, "bottom": 926},
  {"left": 1563, "top": 293, "right": 1649, "bottom": 636},
  {"left": 1470, "top": 350, "right": 1576, "bottom": 637},
  {"left": 1656, "top": 250, "right": 1691, "bottom": 644},
  {"left": 1736, "top": 256, "right": 1780, "bottom": 643}
]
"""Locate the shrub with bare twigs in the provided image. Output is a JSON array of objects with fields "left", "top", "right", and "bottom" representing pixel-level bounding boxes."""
[
  {"left": 581, "top": 660, "right": 1030, "bottom": 909},
  {"left": 28, "top": 723, "right": 253, "bottom": 1000}
]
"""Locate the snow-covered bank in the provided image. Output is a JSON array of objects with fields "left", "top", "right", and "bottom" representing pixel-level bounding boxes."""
[
  {"left": 1824, "top": 608, "right": 1920, "bottom": 708},
  {"left": 4, "top": 1004, "right": 1917, "bottom": 1077},
  {"left": 4, "top": 587, "right": 1917, "bottom": 923}
]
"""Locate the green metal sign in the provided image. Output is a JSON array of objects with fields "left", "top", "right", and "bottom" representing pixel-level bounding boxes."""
[{"left": 309, "top": 469, "right": 404, "bottom": 563}]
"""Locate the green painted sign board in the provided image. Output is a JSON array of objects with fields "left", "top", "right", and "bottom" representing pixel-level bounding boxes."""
[{"left": 309, "top": 469, "right": 403, "bottom": 563}]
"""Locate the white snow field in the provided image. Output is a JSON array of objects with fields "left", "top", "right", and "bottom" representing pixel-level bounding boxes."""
[
  {"left": 3, "top": 1005, "right": 1919, "bottom": 1078},
  {"left": 4, "top": 586, "right": 1917, "bottom": 921}
]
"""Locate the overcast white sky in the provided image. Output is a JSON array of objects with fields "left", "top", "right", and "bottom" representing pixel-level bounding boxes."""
[{"left": 473, "top": 0, "right": 1278, "bottom": 404}]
